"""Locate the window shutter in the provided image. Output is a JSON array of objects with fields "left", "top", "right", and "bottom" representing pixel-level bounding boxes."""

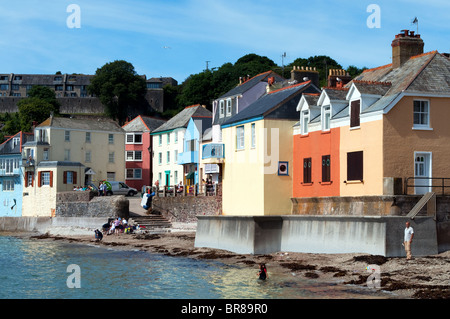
[
  {"left": 73, "top": 171, "right": 77, "bottom": 185},
  {"left": 38, "top": 172, "right": 42, "bottom": 187},
  {"left": 63, "top": 171, "right": 67, "bottom": 184},
  {"left": 322, "top": 155, "right": 331, "bottom": 182},
  {"left": 31, "top": 172, "right": 34, "bottom": 187},
  {"left": 347, "top": 151, "right": 363, "bottom": 181},
  {"left": 350, "top": 100, "right": 360, "bottom": 128},
  {"left": 25, "top": 172, "right": 29, "bottom": 187},
  {"left": 50, "top": 171, "right": 53, "bottom": 187},
  {"left": 303, "top": 158, "right": 312, "bottom": 183}
]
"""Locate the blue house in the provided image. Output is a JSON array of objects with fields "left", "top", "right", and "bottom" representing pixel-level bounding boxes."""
[
  {"left": 178, "top": 116, "right": 212, "bottom": 186},
  {"left": 0, "top": 132, "right": 33, "bottom": 217}
]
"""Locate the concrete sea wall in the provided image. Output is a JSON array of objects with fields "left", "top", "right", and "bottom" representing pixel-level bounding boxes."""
[
  {"left": 195, "top": 215, "right": 442, "bottom": 257},
  {"left": 0, "top": 216, "right": 108, "bottom": 236}
]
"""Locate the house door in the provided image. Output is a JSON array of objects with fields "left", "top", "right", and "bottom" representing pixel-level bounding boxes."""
[
  {"left": 165, "top": 170, "right": 170, "bottom": 186},
  {"left": 414, "top": 152, "right": 431, "bottom": 194}
]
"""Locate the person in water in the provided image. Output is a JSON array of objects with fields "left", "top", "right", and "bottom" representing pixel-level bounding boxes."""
[{"left": 258, "top": 263, "right": 268, "bottom": 280}]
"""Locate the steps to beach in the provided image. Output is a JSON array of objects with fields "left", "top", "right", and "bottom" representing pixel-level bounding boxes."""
[{"left": 130, "top": 214, "right": 172, "bottom": 233}]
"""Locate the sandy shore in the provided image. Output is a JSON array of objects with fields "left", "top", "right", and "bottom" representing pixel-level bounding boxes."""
[{"left": 25, "top": 229, "right": 450, "bottom": 299}]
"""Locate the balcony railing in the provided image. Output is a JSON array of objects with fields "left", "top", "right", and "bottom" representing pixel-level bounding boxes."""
[
  {"left": 202, "top": 143, "right": 224, "bottom": 159},
  {"left": 177, "top": 151, "right": 198, "bottom": 165}
]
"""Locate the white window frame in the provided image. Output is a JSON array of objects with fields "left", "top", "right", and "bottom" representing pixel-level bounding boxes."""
[
  {"left": 301, "top": 110, "right": 309, "bottom": 135},
  {"left": 167, "top": 133, "right": 170, "bottom": 145},
  {"left": 64, "top": 149, "right": 70, "bottom": 161},
  {"left": 2, "top": 179, "right": 14, "bottom": 191},
  {"left": 108, "top": 134, "right": 114, "bottom": 144},
  {"left": 66, "top": 171, "right": 74, "bottom": 184},
  {"left": 174, "top": 150, "right": 178, "bottom": 163},
  {"left": 219, "top": 100, "right": 225, "bottom": 118},
  {"left": 85, "top": 150, "right": 91, "bottom": 163},
  {"left": 126, "top": 151, "right": 142, "bottom": 161},
  {"left": 158, "top": 152, "right": 162, "bottom": 165},
  {"left": 65, "top": 130, "right": 70, "bottom": 142},
  {"left": 413, "top": 99, "right": 432, "bottom": 130},
  {"left": 226, "top": 98, "right": 232, "bottom": 116},
  {"left": 126, "top": 168, "right": 142, "bottom": 180},
  {"left": 167, "top": 151, "right": 170, "bottom": 163},
  {"left": 251, "top": 123, "right": 256, "bottom": 148},
  {"left": 41, "top": 172, "right": 51, "bottom": 186},
  {"left": 322, "top": 106, "right": 331, "bottom": 131},
  {"left": 108, "top": 152, "right": 115, "bottom": 163},
  {"left": 236, "top": 125, "right": 245, "bottom": 150}
]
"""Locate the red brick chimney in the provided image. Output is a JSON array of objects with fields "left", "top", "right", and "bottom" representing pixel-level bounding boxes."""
[{"left": 391, "top": 29, "right": 424, "bottom": 68}]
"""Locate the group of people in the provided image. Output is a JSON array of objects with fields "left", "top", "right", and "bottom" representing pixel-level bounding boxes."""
[
  {"left": 73, "top": 185, "right": 94, "bottom": 191},
  {"left": 98, "top": 181, "right": 108, "bottom": 196},
  {"left": 101, "top": 217, "right": 133, "bottom": 236}
]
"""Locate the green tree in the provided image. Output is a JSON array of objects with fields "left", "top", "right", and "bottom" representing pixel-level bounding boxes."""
[
  {"left": 16, "top": 85, "right": 60, "bottom": 132},
  {"left": 88, "top": 60, "right": 147, "bottom": 125},
  {"left": 346, "top": 65, "right": 368, "bottom": 78}
]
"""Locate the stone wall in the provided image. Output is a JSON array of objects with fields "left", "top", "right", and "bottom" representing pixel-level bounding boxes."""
[
  {"left": 153, "top": 195, "right": 222, "bottom": 223},
  {"left": 55, "top": 192, "right": 129, "bottom": 218}
]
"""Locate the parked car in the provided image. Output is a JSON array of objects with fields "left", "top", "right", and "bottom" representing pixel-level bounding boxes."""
[{"left": 103, "top": 181, "right": 138, "bottom": 196}]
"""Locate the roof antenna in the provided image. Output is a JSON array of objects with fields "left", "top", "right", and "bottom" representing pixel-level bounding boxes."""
[{"left": 411, "top": 17, "right": 419, "bottom": 34}]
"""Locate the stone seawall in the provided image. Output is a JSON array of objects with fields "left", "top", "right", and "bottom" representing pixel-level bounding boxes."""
[
  {"left": 56, "top": 192, "right": 129, "bottom": 219},
  {"left": 153, "top": 195, "right": 222, "bottom": 223}
]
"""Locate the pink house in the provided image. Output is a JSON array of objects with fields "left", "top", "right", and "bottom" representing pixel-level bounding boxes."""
[{"left": 122, "top": 115, "right": 167, "bottom": 191}]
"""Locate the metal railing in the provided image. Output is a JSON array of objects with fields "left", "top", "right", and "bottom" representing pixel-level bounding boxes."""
[
  {"left": 153, "top": 183, "right": 222, "bottom": 197},
  {"left": 404, "top": 177, "right": 450, "bottom": 195}
]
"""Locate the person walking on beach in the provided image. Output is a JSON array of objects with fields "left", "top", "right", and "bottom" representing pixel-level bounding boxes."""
[
  {"left": 404, "top": 221, "right": 414, "bottom": 260},
  {"left": 258, "top": 263, "right": 268, "bottom": 280}
]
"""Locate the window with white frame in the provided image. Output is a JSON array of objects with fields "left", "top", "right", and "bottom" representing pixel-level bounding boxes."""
[
  {"left": 251, "top": 123, "right": 256, "bottom": 148},
  {"left": 41, "top": 171, "right": 51, "bottom": 186},
  {"left": 65, "top": 130, "right": 70, "bottom": 142},
  {"left": 159, "top": 135, "right": 162, "bottom": 145},
  {"left": 126, "top": 151, "right": 142, "bottom": 161},
  {"left": 126, "top": 168, "right": 142, "bottom": 179},
  {"left": 43, "top": 148, "right": 49, "bottom": 161},
  {"left": 174, "top": 150, "right": 178, "bottom": 163},
  {"left": 126, "top": 133, "right": 142, "bottom": 144},
  {"left": 301, "top": 110, "right": 309, "bottom": 135},
  {"left": 167, "top": 133, "right": 170, "bottom": 144},
  {"left": 236, "top": 126, "right": 245, "bottom": 150},
  {"left": 323, "top": 106, "right": 331, "bottom": 131},
  {"left": 174, "top": 171, "right": 178, "bottom": 184},
  {"left": 158, "top": 152, "right": 162, "bottom": 165},
  {"left": 167, "top": 151, "right": 170, "bottom": 163},
  {"left": 66, "top": 171, "right": 74, "bottom": 184},
  {"left": 175, "top": 131, "right": 178, "bottom": 143},
  {"left": 2, "top": 180, "right": 14, "bottom": 191},
  {"left": 219, "top": 100, "right": 225, "bottom": 118},
  {"left": 108, "top": 134, "right": 114, "bottom": 144},
  {"left": 413, "top": 100, "right": 430, "bottom": 129},
  {"left": 226, "top": 98, "right": 232, "bottom": 116}
]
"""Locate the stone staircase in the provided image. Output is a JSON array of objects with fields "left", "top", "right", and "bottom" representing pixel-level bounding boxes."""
[{"left": 130, "top": 214, "right": 172, "bottom": 232}]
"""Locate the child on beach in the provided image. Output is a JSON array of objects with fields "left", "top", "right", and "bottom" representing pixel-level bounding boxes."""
[{"left": 258, "top": 263, "right": 268, "bottom": 280}]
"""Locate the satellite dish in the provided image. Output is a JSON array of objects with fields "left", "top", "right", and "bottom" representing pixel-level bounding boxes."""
[
  {"left": 336, "top": 77, "right": 342, "bottom": 82},
  {"left": 303, "top": 77, "right": 309, "bottom": 81}
]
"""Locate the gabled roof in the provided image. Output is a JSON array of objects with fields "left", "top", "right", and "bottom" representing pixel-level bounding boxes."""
[
  {"left": 0, "top": 132, "right": 34, "bottom": 155},
  {"left": 37, "top": 116, "right": 124, "bottom": 132},
  {"left": 218, "top": 70, "right": 285, "bottom": 99},
  {"left": 345, "top": 51, "right": 450, "bottom": 113},
  {"left": 123, "top": 115, "right": 167, "bottom": 132},
  {"left": 222, "top": 81, "right": 318, "bottom": 126},
  {"left": 152, "top": 104, "right": 212, "bottom": 134}
]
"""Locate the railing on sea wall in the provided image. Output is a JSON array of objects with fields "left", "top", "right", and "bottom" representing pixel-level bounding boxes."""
[
  {"left": 151, "top": 183, "right": 222, "bottom": 197},
  {"left": 404, "top": 177, "right": 450, "bottom": 196}
]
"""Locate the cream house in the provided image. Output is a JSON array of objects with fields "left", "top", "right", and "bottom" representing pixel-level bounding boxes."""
[{"left": 21, "top": 116, "right": 125, "bottom": 217}]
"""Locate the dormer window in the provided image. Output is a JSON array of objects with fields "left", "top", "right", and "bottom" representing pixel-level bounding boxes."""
[
  {"left": 226, "top": 98, "right": 232, "bottom": 116},
  {"left": 301, "top": 110, "right": 309, "bottom": 135},
  {"left": 322, "top": 106, "right": 331, "bottom": 131},
  {"left": 350, "top": 100, "right": 360, "bottom": 128},
  {"left": 219, "top": 100, "right": 225, "bottom": 118}
]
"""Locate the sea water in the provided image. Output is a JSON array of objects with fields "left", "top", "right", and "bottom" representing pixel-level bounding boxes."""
[{"left": 0, "top": 235, "right": 395, "bottom": 299}]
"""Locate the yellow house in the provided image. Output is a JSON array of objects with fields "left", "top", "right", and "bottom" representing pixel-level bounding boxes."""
[
  {"left": 21, "top": 116, "right": 125, "bottom": 217},
  {"left": 221, "top": 81, "right": 320, "bottom": 216}
]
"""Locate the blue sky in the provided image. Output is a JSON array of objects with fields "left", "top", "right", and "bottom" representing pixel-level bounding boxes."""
[{"left": 0, "top": 0, "right": 448, "bottom": 84}]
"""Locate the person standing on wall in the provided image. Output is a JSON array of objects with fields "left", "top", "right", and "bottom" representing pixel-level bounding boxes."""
[{"left": 404, "top": 221, "right": 414, "bottom": 260}]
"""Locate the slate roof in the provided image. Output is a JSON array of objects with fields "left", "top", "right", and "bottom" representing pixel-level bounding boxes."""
[
  {"left": 0, "top": 132, "right": 34, "bottom": 155},
  {"left": 218, "top": 71, "right": 285, "bottom": 99},
  {"left": 152, "top": 104, "right": 212, "bottom": 133},
  {"left": 222, "top": 81, "right": 317, "bottom": 126},
  {"left": 123, "top": 115, "right": 167, "bottom": 132},
  {"left": 37, "top": 116, "right": 125, "bottom": 132}
]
